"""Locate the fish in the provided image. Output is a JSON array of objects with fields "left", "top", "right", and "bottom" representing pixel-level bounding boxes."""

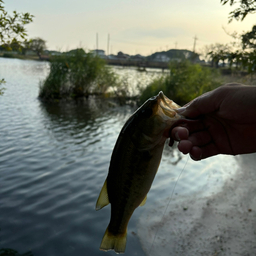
[{"left": 95, "top": 91, "right": 182, "bottom": 253}]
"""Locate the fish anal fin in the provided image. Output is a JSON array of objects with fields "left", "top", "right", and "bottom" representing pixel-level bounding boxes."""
[
  {"left": 100, "top": 226, "right": 127, "bottom": 254},
  {"left": 95, "top": 179, "right": 110, "bottom": 211},
  {"left": 139, "top": 195, "right": 147, "bottom": 207}
]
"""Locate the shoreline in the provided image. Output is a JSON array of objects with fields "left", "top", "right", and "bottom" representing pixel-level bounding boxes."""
[{"left": 137, "top": 153, "right": 256, "bottom": 256}]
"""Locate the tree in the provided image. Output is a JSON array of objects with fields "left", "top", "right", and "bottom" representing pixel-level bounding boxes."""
[
  {"left": 0, "top": 0, "right": 33, "bottom": 94},
  {"left": 29, "top": 37, "right": 46, "bottom": 59},
  {"left": 201, "top": 43, "right": 231, "bottom": 67},
  {"left": 221, "top": 0, "right": 256, "bottom": 22},
  {"left": 219, "top": 1, "right": 256, "bottom": 75},
  {"left": 241, "top": 25, "right": 256, "bottom": 50},
  {"left": 0, "top": 0, "right": 33, "bottom": 47}
]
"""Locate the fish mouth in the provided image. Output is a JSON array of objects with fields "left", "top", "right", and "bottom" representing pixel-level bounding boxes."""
[{"left": 156, "top": 91, "right": 180, "bottom": 119}]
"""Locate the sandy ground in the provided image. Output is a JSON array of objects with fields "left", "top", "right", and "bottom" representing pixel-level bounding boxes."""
[{"left": 138, "top": 153, "right": 256, "bottom": 256}]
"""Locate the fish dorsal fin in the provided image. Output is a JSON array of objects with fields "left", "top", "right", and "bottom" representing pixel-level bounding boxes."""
[
  {"left": 139, "top": 195, "right": 147, "bottom": 207},
  {"left": 95, "top": 179, "right": 110, "bottom": 211}
]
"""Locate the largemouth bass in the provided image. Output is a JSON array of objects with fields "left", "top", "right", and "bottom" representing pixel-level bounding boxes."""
[{"left": 96, "top": 91, "right": 182, "bottom": 253}]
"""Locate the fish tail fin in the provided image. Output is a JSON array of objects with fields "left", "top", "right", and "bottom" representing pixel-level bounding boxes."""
[{"left": 100, "top": 226, "right": 127, "bottom": 253}]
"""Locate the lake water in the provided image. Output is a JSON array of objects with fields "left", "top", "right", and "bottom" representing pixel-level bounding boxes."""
[{"left": 0, "top": 58, "right": 238, "bottom": 256}]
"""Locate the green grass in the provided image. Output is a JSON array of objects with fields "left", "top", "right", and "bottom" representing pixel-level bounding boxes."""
[
  {"left": 39, "top": 54, "right": 223, "bottom": 105},
  {"left": 39, "top": 49, "right": 122, "bottom": 100},
  {"left": 139, "top": 60, "right": 223, "bottom": 105}
]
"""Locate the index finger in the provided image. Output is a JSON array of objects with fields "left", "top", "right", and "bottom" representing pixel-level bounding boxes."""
[{"left": 171, "top": 119, "right": 205, "bottom": 134}]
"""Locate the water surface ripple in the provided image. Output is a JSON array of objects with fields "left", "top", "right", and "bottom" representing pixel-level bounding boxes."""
[{"left": 0, "top": 58, "right": 237, "bottom": 256}]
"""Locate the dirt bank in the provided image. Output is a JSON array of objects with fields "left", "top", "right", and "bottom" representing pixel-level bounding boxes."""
[{"left": 138, "top": 154, "right": 256, "bottom": 256}]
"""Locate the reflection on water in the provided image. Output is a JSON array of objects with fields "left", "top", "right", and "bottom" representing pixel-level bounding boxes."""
[
  {"left": 113, "top": 66, "right": 168, "bottom": 95},
  {"left": 0, "top": 58, "right": 238, "bottom": 256},
  {"left": 0, "top": 58, "right": 169, "bottom": 256},
  {"left": 39, "top": 98, "right": 134, "bottom": 146}
]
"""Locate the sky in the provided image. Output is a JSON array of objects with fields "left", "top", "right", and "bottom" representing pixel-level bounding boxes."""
[{"left": 5, "top": 0, "right": 256, "bottom": 56}]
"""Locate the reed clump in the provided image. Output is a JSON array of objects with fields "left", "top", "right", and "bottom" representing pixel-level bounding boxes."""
[
  {"left": 139, "top": 60, "right": 222, "bottom": 105},
  {"left": 39, "top": 49, "right": 121, "bottom": 100}
]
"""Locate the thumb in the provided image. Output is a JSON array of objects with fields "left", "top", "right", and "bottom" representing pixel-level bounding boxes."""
[{"left": 176, "top": 91, "right": 218, "bottom": 118}]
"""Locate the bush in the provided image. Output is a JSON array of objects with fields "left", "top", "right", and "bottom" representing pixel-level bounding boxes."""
[
  {"left": 3, "top": 53, "right": 15, "bottom": 58},
  {"left": 139, "top": 60, "right": 222, "bottom": 105},
  {"left": 39, "top": 49, "right": 121, "bottom": 100}
]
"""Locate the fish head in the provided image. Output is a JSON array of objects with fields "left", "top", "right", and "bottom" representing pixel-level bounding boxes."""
[{"left": 131, "top": 91, "right": 183, "bottom": 149}]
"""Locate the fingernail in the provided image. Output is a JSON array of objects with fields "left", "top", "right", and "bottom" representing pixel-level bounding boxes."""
[
  {"left": 176, "top": 107, "right": 186, "bottom": 114},
  {"left": 190, "top": 153, "right": 202, "bottom": 161},
  {"left": 190, "top": 155, "right": 199, "bottom": 161}
]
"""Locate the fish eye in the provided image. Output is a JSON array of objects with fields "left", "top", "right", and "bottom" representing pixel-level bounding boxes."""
[
  {"left": 141, "top": 108, "right": 153, "bottom": 118},
  {"left": 149, "top": 95, "right": 157, "bottom": 101}
]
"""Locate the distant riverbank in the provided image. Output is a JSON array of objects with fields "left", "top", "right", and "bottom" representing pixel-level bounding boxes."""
[
  {"left": 0, "top": 52, "right": 47, "bottom": 61},
  {"left": 0, "top": 52, "right": 170, "bottom": 70}
]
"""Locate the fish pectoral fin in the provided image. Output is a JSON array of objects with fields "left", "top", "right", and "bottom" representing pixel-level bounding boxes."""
[
  {"left": 139, "top": 195, "right": 147, "bottom": 207},
  {"left": 95, "top": 179, "right": 110, "bottom": 211},
  {"left": 100, "top": 226, "right": 127, "bottom": 253}
]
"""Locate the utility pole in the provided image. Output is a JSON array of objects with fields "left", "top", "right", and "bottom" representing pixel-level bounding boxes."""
[
  {"left": 107, "top": 33, "right": 110, "bottom": 57},
  {"left": 96, "top": 33, "right": 98, "bottom": 54},
  {"left": 193, "top": 35, "right": 198, "bottom": 53}
]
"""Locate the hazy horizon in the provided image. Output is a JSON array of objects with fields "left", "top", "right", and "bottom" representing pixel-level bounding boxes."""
[{"left": 5, "top": 0, "right": 256, "bottom": 56}]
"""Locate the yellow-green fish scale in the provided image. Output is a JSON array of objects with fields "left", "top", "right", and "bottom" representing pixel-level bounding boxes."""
[{"left": 106, "top": 125, "right": 164, "bottom": 235}]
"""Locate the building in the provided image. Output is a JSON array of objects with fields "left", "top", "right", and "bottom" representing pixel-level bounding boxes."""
[{"left": 92, "top": 49, "right": 106, "bottom": 58}]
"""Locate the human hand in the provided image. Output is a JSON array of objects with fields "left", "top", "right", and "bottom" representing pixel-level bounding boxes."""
[{"left": 170, "top": 84, "right": 256, "bottom": 160}]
